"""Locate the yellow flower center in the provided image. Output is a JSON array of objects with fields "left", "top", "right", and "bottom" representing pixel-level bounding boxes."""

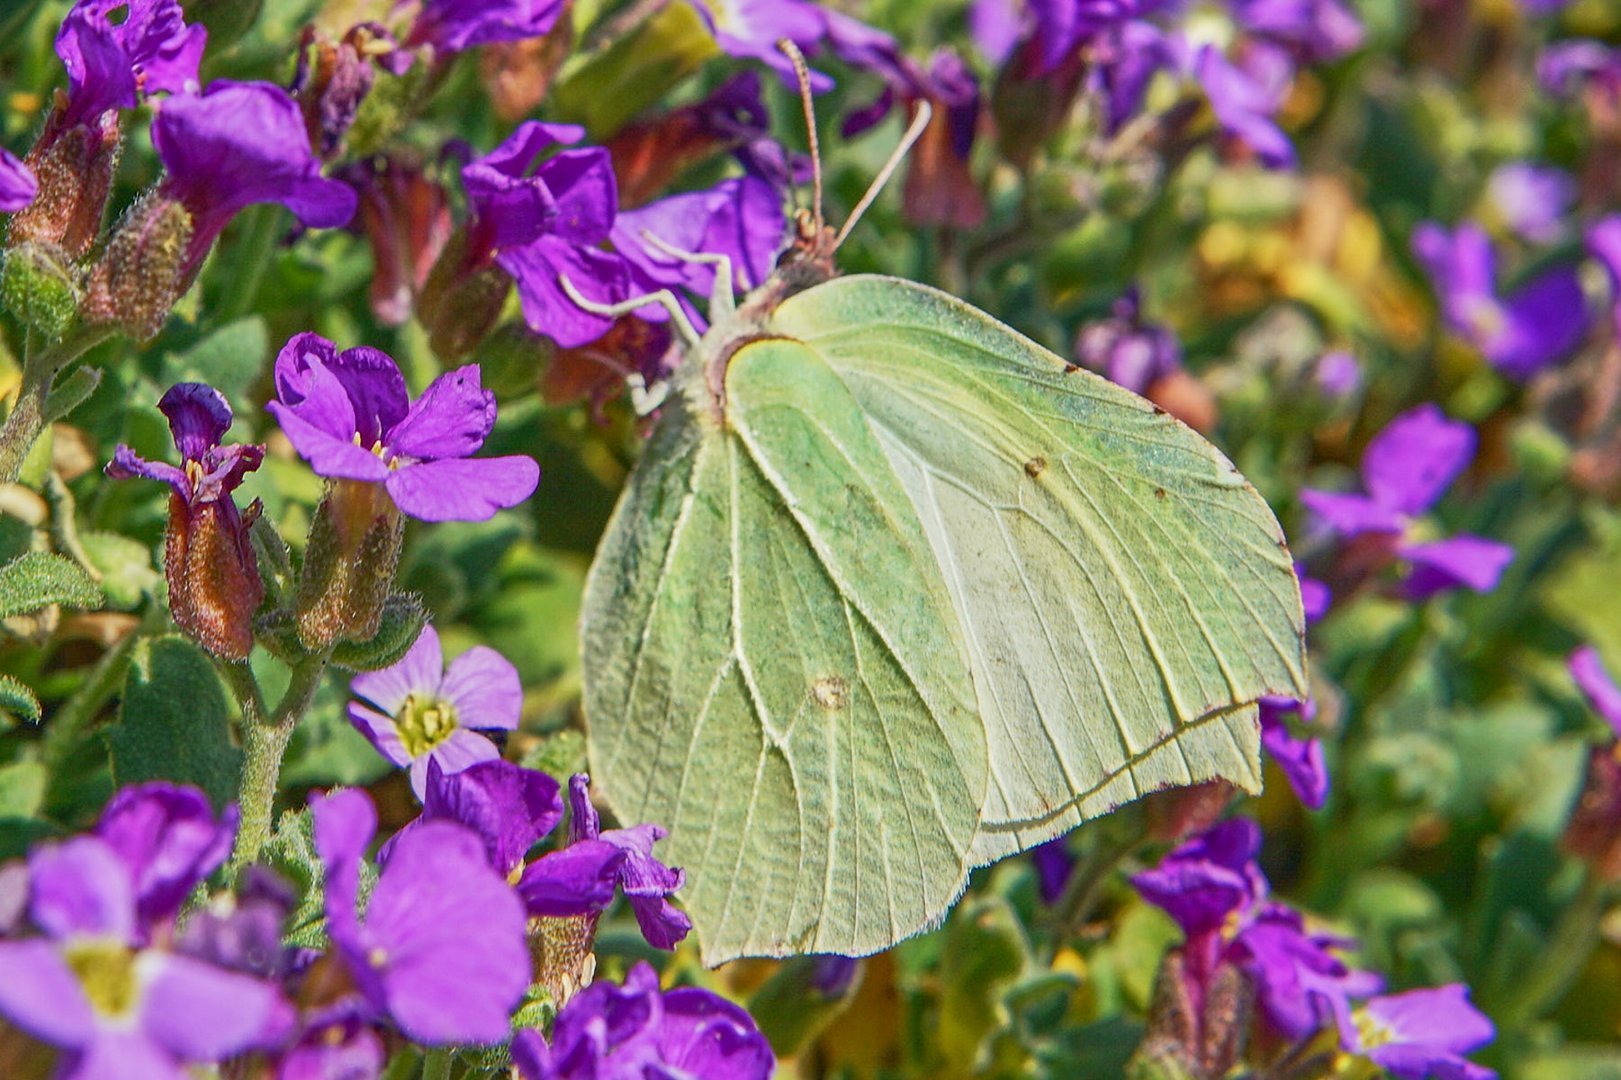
[
  {"left": 1353, "top": 1008, "right": 1393, "bottom": 1050},
  {"left": 64, "top": 939, "right": 140, "bottom": 1020},
  {"left": 397, "top": 692, "right": 459, "bottom": 757}
]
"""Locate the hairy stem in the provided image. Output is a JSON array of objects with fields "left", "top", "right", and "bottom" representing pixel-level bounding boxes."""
[
  {"left": 0, "top": 323, "right": 116, "bottom": 484},
  {"left": 222, "top": 652, "right": 332, "bottom": 877}
]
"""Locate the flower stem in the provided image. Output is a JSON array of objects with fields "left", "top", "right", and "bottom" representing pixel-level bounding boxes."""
[
  {"left": 1495, "top": 870, "right": 1610, "bottom": 1031},
  {"left": 0, "top": 323, "right": 116, "bottom": 485},
  {"left": 222, "top": 651, "right": 333, "bottom": 878},
  {"left": 420, "top": 1047, "right": 453, "bottom": 1080}
]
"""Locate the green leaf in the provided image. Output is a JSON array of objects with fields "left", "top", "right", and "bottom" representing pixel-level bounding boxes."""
[
  {"left": 42, "top": 365, "right": 103, "bottom": 424},
  {"left": 105, "top": 636, "right": 242, "bottom": 808},
  {"left": 937, "top": 897, "right": 1031, "bottom": 1069},
  {"left": 332, "top": 592, "right": 428, "bottom": 672},
  {"left": 0, "top": 551, "right": 103, "bottom": 618},
  {"left": 159, "top": 316, "right": 268, "bottom": 410},
  {"left": 748, "top": 957, "right": 865, "bottom": 1057},
  {"left": 0, "top": 672, "right": 41, "bottom": 727},
  {"left": 550, "top": 1, "right": 717, "bottom": 137},
  {"left": 78, "top": 531, "right": 159, "bottom": 610},
  {"left": 0, "top": 759, "right": 46, "bottom": 817},
  {"left": 582, "top": 276, "right": 1305, "bottom": 963}
]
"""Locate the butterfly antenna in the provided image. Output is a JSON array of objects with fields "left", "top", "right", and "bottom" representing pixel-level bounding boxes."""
[
  {"left": 778, "top": 38, "right": 824, "bottom": 237},
  {"left": 834, "top": 99, "right": 932, "bottom": 251}
]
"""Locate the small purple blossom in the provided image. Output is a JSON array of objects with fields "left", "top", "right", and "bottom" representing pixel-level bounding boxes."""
[
  {"left": 405, "top": 0, "right": 567, "bottom": 53},
  {"left": 1030, "top": 837, "right": 1076, "bottom": 905},
  {"left": 1571, "top": 646, "right": 1621, "bottom": 737},
  {"left": 1074, "top": 288, "right": 1182, "bottom": 393},
  {"left": 267, "top": 332, "right": 540, "bottom": 521},
  {"left": 1232, "top": 0, "right": 1363, "bottom": 63},
  {"left": 1300, "top": 404, "right": 1514, "bottom": 598},
  {"left": 687, "top": 0, "right": 837, "bottom": 90},
  {"left": 276, "top": 1006, "right": 386, "bottom": 1080},
  {"left": 152, "top": 81, "right": 357, "bottom": 278},
  {"left": 512, "top": 962, "right": 773, "bottom": 1079},
  {"left": 107, "top": 384, "right": 264, "bottom": 510},
  {"left": 1540, "top": 39, "right": 1621, "bottom": 98},
  {"left": 518, "top": 775, "right": 693, "bottom": 949},
  {"left": 55, "top": 0, "right": 206, "bottom": 128},
  {"left": 1314, "top": 350, "right": 1361, "bottom": 400},
  {"left": 1258, "top": 696, "right": 1329, "bottom": 810},
  {"left": 1412, "top": 220, "right": 1589, "bottom": 378},
  {"left": 92, "top": 782, "right": 240, "bottom": 933},
  {"left": 0, "top": 786, "right": 292, "bottom": 1078},
  {"left": 347, "top": 623, "right": 522, "bottom": 798},
  {"left": 312, "top": 787, "right": 530, "bottom": 1045},
  {"left": 393, "top": 757, "right": 562, "bottom": 877},
  {"left": 1340, "top": 985, "right": 1497, "bottom": 1080},
  {"left": 1, "top": 147, "right": 36, "bottom": 213},
  {"left": 1488, "top": 163, "right": 1576, "bottom": 245},
  {"left": 462, "top": 122, "right": 628, "bottom": 348}
]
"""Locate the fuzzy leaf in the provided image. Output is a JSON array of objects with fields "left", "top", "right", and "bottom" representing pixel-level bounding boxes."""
[{"left": 0, "top": 551, "right": 103, "bottom": 618}]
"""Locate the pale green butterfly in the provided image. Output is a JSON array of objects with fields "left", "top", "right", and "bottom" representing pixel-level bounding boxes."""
[{"left": 567, "top": 64, "right": 1307, "bottom": 966}]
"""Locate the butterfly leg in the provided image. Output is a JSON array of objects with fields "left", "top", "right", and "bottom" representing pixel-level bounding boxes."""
[
  {"left": 637, "top": 232, "right": 737, "bottom": 326},
  {"left": 557, "top": 274, "right": 701, "bottom": 348}
]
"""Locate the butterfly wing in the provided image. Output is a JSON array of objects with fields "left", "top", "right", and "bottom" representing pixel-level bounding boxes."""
[
  {"left": 582, "top": 338, "right": 986, "bottom": 964},
  {"left": 770, "top": 275, "right": 1308, "bottom": 865}
]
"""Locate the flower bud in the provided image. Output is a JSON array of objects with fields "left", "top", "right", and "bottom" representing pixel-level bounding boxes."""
[
  {"left": 1562, "top": 744, "right": 1621, "bottom": 881},
  {"left": 529, "top": 913, "right": 598, "bottom": 1009},
  {"left": 339, "top": 153, "right": 452, "bottom": 327},
  {"left": 416, "top": 229, "right": 510, "bottom": 359},
  {"left": 165, "top": 493, "right": 265, "bottom": 660},
  {"left": 1133, "top": 950, "right": 1253, "bottom": 1080},
  {"left": 294, "top": 479, "right": 405, "bottom": 651},
  {"left": 0, "top": 242, "right": 80, "bottom": 341},
  {"left": 82, "top": 193, "right": 195, "bottom": 342},
  {"left": 991, "top": 38, "right": 1085, "bottom": 170},
  {"left": 7, "top": 111, "right": 122, "bottom": 259}
]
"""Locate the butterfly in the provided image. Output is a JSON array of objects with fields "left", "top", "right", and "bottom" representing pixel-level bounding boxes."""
[{"left": 569, "top": 51, "right": 1307, "bottom": 965}]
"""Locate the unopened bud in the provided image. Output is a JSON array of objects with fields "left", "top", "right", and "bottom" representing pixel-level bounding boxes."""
[
  {"left": 8, "top": 111, "right": 122, "bottom": 259},
  {"left": 991, "top": 37, "right": 1085, "bottom": 170},
  {"left": 1145, "top": 780, "right": 1240, "bottom": 844},
  {"left": 417, "top": 229, "right": 510, "bottom": 359},
  {"left": 0, "top": 243, "right": 80, "bottom": 341},
  {"left": 166, "top": 494, "right": 265, "bottom": 660},
  {"left": 1562, "top": 744, "right": 1621, "bottom": 881},
  {"left": 1132, "top": 950, "right": 1253, "bottom": 1080},
  {"left": 295, "top": 479, "right": 405, "bottom": 651},
  {"left": 529, "top": 912, "right": 598, "bottom": 1009},
  {"left": 83, "top": 194, "right": 194, "bottom": 341}
]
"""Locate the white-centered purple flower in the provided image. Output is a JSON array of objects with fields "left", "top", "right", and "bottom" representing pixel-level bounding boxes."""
[
  {"left": 1413, "top": 220, "right": 1590, "bottom": 379},
  {"left": 511, "top": 961, "right": 773, "bottom": 1079},
  {"left": 1300, "top": 404, "right": 1515, "bottom": 599},
  {"left": 267, "top": 332, "right": 540, "bottom": 522},
  {"left": 151, "top": 81, "right": 358, "bottom": 280},
  {"left": 0, "top": 785, "right": 292, "bottom": 1080},
  {"left": 311, "top": 788, "right": 530, "bottom": 1045},
  {"left": 1339, "top": 985, "right": 1497, "bottom": 1080},
  {"left": 1, "top": 147, "right": 37, "bottom": 213},
  {"left": 347, "top": 623, "right": 522, "bottom": 798},
  {"left": 54, "top": 0, "right": 206, "bottom": 128},
  {"left": 404, "top": 0, "right": 567, "bottom": 53}
]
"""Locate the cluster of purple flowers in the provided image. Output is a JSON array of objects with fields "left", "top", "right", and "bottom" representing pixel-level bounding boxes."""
[{"left": 1134, "top": 818, "right": 1497, "bottom": 1078}]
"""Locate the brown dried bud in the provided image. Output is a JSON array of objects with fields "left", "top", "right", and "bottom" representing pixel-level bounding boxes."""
[
  {"left": 8, "top": 109, "right": 122, "bottom": 259},
  {"left": 1563, "top": 744, "right": 1621, "bottom": 881},
  {"left": 991, "top": 37, "right": 1086, "bottom": 171},
  {"left": 416, "top": 229, "right": 510, "bottom": 358},
  {"left": 529, "top": 912, "right": 598, "bottom": 1008},
  {"left": 343, "top": 154, "right": 453, "bottom": 327},
  {"left": 295, "top": 479, "right": 405, "bottom": 651},
  {"left": 1145, "top": 780, "right": 1241, "bottom": 844},
  {"left": 166, "top": 493, "right": 265, "bottom": 660},
  {"left": 83, "top": 193, "right": 194, "bottom": 341},
  {"left": 480, "top": 13, "right": 573, "bottom": 124},
  {"left": 1146, "top": 371, "right": 1220, "bottom": 435}
]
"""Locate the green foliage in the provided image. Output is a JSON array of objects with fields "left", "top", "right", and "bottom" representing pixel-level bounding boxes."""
[
  {"left": 0, "top": 550, "right": 103, "bottom": 618},
  {"left": 331, "top": 592, "right": 429, "bottom": 672},
  {"left": 77, "top": 531, "right": 159, "bottom": 610},
  {"left": 104, "top": 636, "right": 243, "bottom": 808},
  {"left": 0, "top": 672, "right": 41, "bottom": 727}
]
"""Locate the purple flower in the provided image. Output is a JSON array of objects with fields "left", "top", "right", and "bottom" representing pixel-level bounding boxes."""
[
  {"left": 1030, "top": 838, "right": 1076, "bottom": 904},
  {"left": 1314, "top": 350, "right": 1361, "bottom": 400},
  {"left": 1300, "top": 405, "right": 1514, "bottom": 598},
  {"left": 1540, "top": 39, "right": 1621, "bottom": 97},
  {"left": 92, "top": 782, "right": 239, "bottom": 932},
  {"left": 106, "top": 384, "right": 266, "bottom": 658},
  {"left": 1231, "top": 0, "right": 1363, "bottom": 62},
  {"left": 462, "top": 122, "right": 628, "bottom": 349},
  {"left": 1026, "top": 0, "right": 1171, "bottom": 74},
  {"left": 1, "top": 147, "right": 36, "bottom": 213},
  {"left": 55, "top": 0, "right": 206, "bottom": 128},
  {"left": 1074, "top": 288, "right": 1182, "bottom": 393},
  {"left": 1488, "top": 163, "right": 1575, "bottom": 245},
  {"left": 1340, "top": 985, "right": 1497, "bottom": 1080},
  {"left": 518, "top": 775, "right": 692, "bottom": 949},
  {"left": 393, "top": 758, "right": 562, "bottom": 877},
  {"left": 347, "top": 623, "right": 522, "bottom": 798},
  {"left": 276, "top": 1006, "right": 385, "bottom": 1080},
  {"left": 405, "top": 0, "right": 567, "bottom": 53},
  {"left": 512, "top": 962, "right": 773, "bottom": 1080},
  {"left": 1412, "top": 221, "right": 1589, "bottom": 379},
  {"left": 1193, "top": 40, "right": 1297, "bottom": 168},
  {"left": 1571, "top": 646, "right": 1621, "bottom": 738},
  {"left": 687, "top": 0, "right": 837, "bottom": 89},
  {"left": 0, "top": 795, "right": 292, "bottom": 1077},
  {"left": 267, "top": 332, "right": 540, "bottom": 521},
  {"left": 1258, "top": 696, "right": 1329, "bottom": 810},
  {"left": 152, "top": 81, "right": 357, "bottom": 278},
  {"left": 177, "top": 866, "right": 296, "bottom": 980},
  {"left": 1132, "top": 819, "right": 1268, "bottom": 937},
  {"left": 312, "top": 787, "right": 530, "bottom": 1045}
]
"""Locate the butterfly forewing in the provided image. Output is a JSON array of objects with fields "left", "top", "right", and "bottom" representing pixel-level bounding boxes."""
[{"left": 770, "top": 275, "right": 1307, "bottom": 863}]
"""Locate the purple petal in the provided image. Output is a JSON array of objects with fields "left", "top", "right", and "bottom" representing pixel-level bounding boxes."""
[
  {"left": 408, "top": 0, "right": 567, "bottom": 52},
  {"left": 1196, "top": 45, "right": 1296, "bottom": 169},
  {"left": 274, "top": 333, "right": 409, "bottom": 447},
  {"left": 346, "top": 703, "right": 415, "bottom": 769},
  {"left": 30, "top": 836, "right": 136, "bottom": 943},
  {"left": 511, "top": 1028, "right": 551, "bottom": 1080},
  {"left": 95, "top": 783, "right": 238, "bottom": 929},
  {"left": 1361, "top": 984, "right": 1495, "bottom": 1056},
  {"left": 501, "top": 235, "right": 630, "bottom": 348},
  {"left": 1571, "top": 646, "right": 1621, "bottom": 737},
  {"left": 157, "top": 384, "right": 233, "bottom": 462},
  {"left": 1259, "top": 699, "right": 1329, "bottom": 810},
  {"left": 1362, "top": 404, "right": 1476, "bottom": 516},
  {"left": 105, "top": 445, "right": 190, "bottom": 499},
  {"left": 361, "top": 821, "right": 529, "bottom": 1044},
  {"left": 276, "top": 1015, "right": 385, "bottom": 1080},
  {"left": 1130, "top": 819, "right": 1265, "bottom": 936},
  {"left": 539, "top": 147, "right": 619, "bottom": 246},
  {"left": 517, "top": 840, "right": 626, "bottom": 916},
  {"left": 567, "top": 773, "right": 601, "bottom": 843},
  {"left": 1488, "top": 162, "right": 1575, "bottom": 245},
  {"left": 1400, "top": 535, "right": 1515, "bottom": 598},
  {"left": 1298, "top": 489, "right": 1404, "bottom": 537},
  {"left": 311, "top": 788, "right": 379, "bottom": 944},
  {"left": 1485, "top": 266, "right": 1590, "bottom": 379},
  {"left": 1236, "top": 909, "right": 1352, "bottom": 1040},
  {"left": 0, "top": 940, "right": 95, "bottom": 1048},
  {"left": 1, "top": 146, "right": 37, "bottom": 213},
  {"left": 462, "top": 121, "right": 573, "bottom": 249},
  {"left": 385, "top": 366, "right": 496, "bottom": 461},
  {"left": 411, "top": 729, "right": 502, "bottom": 800},
  {"left": 384, "top": 456, "right": 540, "bottom": 523},
  {"left": 1299, "top": 572, "right": 1331, "bottom": 623},
  {"left": 968, "top": 0, "right": 1023, "bottom": 65},
  {"left": 655, "top": 984, "right": 774, "bottom": 1077},
  {"left": 140, "top": 952, "right": 293, "bottom": 1060},
  {"left": 627, "top": 893, "right": 693, "bottom": 950},
  {"left": 440, "top": 646, "right": 522, "bottom": 731},
  {"left": 56, "top": 0, "right": 205, "bottom": 126},
  {"left": 266, "top": 402, "right": 391, "bottom": 482},
  {"left": 1413, "top": 222, "right": 1498, "bottom": 333},
  {"left": 352, "top": 623, "right": 445, "bottom": 716},
  {"left": 63, "top": 1031, "right": 189, "bottom": 1080},
  {"left": 418, "top": 758, "right": 563, "bottom": 875},
  {"left": 1030, "top": 838, "right": 1075, "bottom": 905}
]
